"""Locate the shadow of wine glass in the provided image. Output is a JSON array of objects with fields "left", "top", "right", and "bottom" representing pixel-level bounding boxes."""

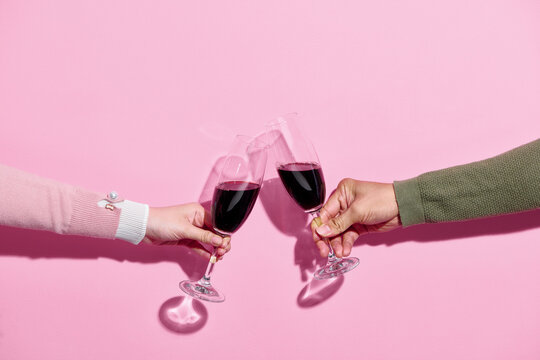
[
  {"left": 198, "top": 156, "right": 227, "bottom": 211},
  {"left": 297, "top": 276, "right": 345, "bottom": 308},
  {"left": 259, "top": 177, "right": 337, "bottom": 307},
  {"left": 293, "top": 227, "right": 327, "bottom": 282},
  {"left": 158, "top": 296, "right": 208, "bottom": 334},
  {"left": 0, "top": 223, "right": 212, "bottom": 334},
  {"left": 157, "top": 156, "right": 228, "bottom": 333}
]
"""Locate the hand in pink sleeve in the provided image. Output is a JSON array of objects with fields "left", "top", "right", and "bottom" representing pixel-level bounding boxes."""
[
  {"left": 143, "top": 203, "right": 231, "bottom": 260},
  {"left": 0, "top": 164, "right": 231, "bottom": 260}
]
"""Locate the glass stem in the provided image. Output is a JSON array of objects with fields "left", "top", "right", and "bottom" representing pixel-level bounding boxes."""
[
  {"left": 199, "top": 248, "right": 218, "bottom": 287},
  {"left": 310, "top": 211, "right": 338, "bottom": 264}
]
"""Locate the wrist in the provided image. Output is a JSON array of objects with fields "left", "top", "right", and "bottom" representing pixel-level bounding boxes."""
[
  {"left": 144, "top": 207, "right": 158, "bottom": 240},
  {"left": 387, "top": 183, "right": 400, "bottom": 218},
  {"left": 393, "top": 178, "right": 425, "bottom": 227}
]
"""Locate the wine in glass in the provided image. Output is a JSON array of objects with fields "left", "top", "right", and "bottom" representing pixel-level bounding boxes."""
[
  {"left": 267, "top": 113, "right": 359, "bottom": 280},
  {"left": 179, "top": 135, "right": 267, "bottom": 302}
]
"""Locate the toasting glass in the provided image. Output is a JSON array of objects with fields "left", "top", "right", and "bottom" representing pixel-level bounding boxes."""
[
  {"left": 267, "top": 113, "right": 359, "bottom": 280},
  {"left": 179, "top": 135, "right": 267, "bottom": 302}
]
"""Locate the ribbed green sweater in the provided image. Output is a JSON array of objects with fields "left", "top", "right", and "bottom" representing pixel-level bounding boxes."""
[{"left": 394, "top": 139, "right": 540, "bottom": 227}]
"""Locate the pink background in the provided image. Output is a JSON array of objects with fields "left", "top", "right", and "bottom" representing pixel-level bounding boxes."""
[{"left": 1, "top": 0, "right": 540, "bottom": 359}]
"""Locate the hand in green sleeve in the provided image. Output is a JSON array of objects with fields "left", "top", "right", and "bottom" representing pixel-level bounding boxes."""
[
  {"left": 310, "top": 138, "right": 540, "bottom": 258},
  {"left": 310, "top": 179, "right": 400, "bottom": 258}
]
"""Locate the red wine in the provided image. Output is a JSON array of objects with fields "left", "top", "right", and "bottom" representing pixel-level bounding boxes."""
[
  {"left": 212, "top": 181, "right": 261, "bottom": 234},
  {"left": 277, "top": 162, "right": 325, "bottom": 212}
]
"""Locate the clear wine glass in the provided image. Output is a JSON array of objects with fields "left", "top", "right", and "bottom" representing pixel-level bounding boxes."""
[
  {"left": 267, "top": 113, "right": 359, "bottom": 280},
  {"left": 179, "top": 135, "right": 267, "bottom": 302}
]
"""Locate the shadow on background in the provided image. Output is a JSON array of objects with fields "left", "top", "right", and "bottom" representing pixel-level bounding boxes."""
[
  {"left": 260, "top": 178, "right": 326, "bottom": 281},
  {"left": 259, "top": 177, "right": 343, "bottom": 307},
  {"left": 156, "top": 155, "right": 228, "bottom": 334},
  {"left": 356, "top": 208, "right": 540, "bottom": 247},
  {"left": 159, "top": 296, "right": 208, "bottom": 334},
  {"left": 260, "top": 176, "right": 540, "bottom": 307},
  {"left": 0, "top": 223, "right": 211, "bottom": 333},
  {"left": 0, "top": 225, "right": 207, "bottom": 278},
  {"left": 297, "top": 276, "right": 345, "bottom": 308},
  {"left": 0, "top": 156, "right": 234, "bottom": 335}
]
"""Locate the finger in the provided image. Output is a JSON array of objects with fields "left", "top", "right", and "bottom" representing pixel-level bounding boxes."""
[
  {"left": 216, "top": 242, "right": 231, "bottom": 257},
  {"left": 329, "top": 236, "right": 343, "bottom": 258},
  {"left": 315, "top": 239, "right": 330, "bottom": 258},
  {"left": 182, "top": 224, "right": 224, "bottom": 247},
  {"left": 183, "top": 240, "right": 212, "bottom": 260},
  {"left": 310, "top": 216, "right": 324, "bottom": 242},
  {"left": 189, "top": 246, "right": 212, "bottom": 260},
  {"left": 311, "top": 216, "right": 321, "bottom": 234},
  {"left": 319, "top": 188, "right": 344, "bottom": 223},
  {"left": 219, "top": 236, "right": 231, "bottom": 250},
  {"left": 342, "top": 229, "right": 359, "bottom": 257},
  {"left": 316, "top": 208, "right": 355, "bottom": 238},
  {"left": 311, "top": 217, "right": 329, "bottom": 257}
]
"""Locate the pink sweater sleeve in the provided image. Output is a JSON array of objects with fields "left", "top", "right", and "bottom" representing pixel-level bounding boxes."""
[{"left": 0, "top": 164, "right": 120, "bottom": 238}]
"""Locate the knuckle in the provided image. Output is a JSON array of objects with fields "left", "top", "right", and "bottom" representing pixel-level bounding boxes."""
[
  {"left": 344, "top": 237, "right": 354, "bottom": 247},
  {"left": 341, "top": 178, "right": 354, "bottom": 187},
  {"left": 338, "top": 178, "right": 350, "bottom": 189},
  {"left": 319, "top": 207, "right": 330, "bottom": 221},
  {"left": 330, "top": 216, "right": 346, "bottom": 232},
  {"left": 203, "top": 231, "right": 213, "bottom": 243},
  {"left": 189, "top": 202, "right": 204, "bottom": 213}
]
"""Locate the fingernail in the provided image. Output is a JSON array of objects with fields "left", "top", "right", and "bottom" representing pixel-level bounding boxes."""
[
  {"left": 313, "top": 217, "right": 323, "bottom": 227},
  {"left": 212, "top": 236, "right": 223, "bottom": 246},
  {"left": 316, "top": 225, "right": 332, "bottom": 236},
  {"left": 217, "top": 248, "right": 226, "bottom": 256}
]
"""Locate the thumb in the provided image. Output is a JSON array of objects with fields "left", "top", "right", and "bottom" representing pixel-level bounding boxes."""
[
  {"left": 182, "top": 225, "right": 224, "bottom": 247},
  {"left": 315, "top": 209, "right": 355, "bottom": 237}
]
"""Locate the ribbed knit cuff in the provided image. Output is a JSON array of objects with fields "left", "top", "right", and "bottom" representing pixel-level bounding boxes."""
[
  {"left": 393, "top": 178, "right": 426, "bottom": 227},
  {"left": 115, "top": 200, "right": 149, "bottom": 245}
]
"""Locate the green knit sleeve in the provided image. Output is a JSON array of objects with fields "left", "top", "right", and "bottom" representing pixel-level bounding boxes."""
[{"left": 394, "top": 138, "right": 540, "bottom": 227}]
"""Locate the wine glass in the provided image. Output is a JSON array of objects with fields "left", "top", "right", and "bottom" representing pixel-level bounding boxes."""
[
  {"left": 179, "top": 135, "right": 267, "bottom": 302},
  {"left": 267, "top": 113, "right": 359, "bottom": 280}
]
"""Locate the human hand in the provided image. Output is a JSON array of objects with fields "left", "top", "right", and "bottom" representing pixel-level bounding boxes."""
[
  {"left": 142, "top": 203, "right": 231, "bottom": 260},
  {"left": 310, "top": 179, "right": 400, "bottom": 258}
]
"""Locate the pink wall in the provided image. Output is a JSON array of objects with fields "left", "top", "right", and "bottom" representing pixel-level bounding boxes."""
[{"left": 1, "top": 1, "right": 540, "bottom": 359}]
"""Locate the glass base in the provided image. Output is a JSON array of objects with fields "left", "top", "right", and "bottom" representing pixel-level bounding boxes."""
[
  {"left": 313, "top": 257, "right": 360, "bottom": 280},
  {"left": 179, "top": 280, "right": 225, "bottom": 303}
]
